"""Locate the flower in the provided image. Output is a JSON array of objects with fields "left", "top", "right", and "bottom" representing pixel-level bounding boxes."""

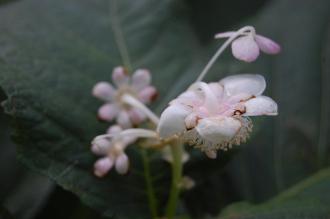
[
  {"left": 215, "top": 29, "right": 281, "bottom": 62},
  {"left": 157, "top": 74, "right": 278, "bottom": 158},
  {"left": 91, "top": 125, "right": 135, "bottom": 176},
  {"left": 91, "top": 127, "right": 158, "bottom": 176},
  {"left": 92, "top": 66, "right": 158, "bottom": 128}
]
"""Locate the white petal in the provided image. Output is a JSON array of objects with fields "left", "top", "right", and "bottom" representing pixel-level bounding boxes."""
[
  {"left": 243, "top": 96, "right": 278, "bottom": 116},
  {"left": 115, "top": 153, "right": 129, "bottom": 175},
  {"left": 196, "top": 117, "right": 241, "bottom": 144},
  {"left": 157, "top": 105, "right": 192, "bottom": 139},
  {"left": 94, "top": 157, "right": 114, "bottom": 177},
  {"left": 116, "top": 111, "right": 132, "bottom": 129},
  {"left": 170, "top": 90, "right": 202, "bottom": 107},
  {"left": 112, "top": 66, "right": 129, "bottom": 87},
  {"left": 231, "top": 35, "right": 260, "bottom": 62},
  {"left": 255, "top": 35, "right": 281, "bottom": 55},
  {"left": 132, "top": 69, "right": 151, "bottom": 91},
  {"left": 91, "top": 138, "right": 111, "bottom": 155},
  {"left": 107, "top": 125, "right": 123, "bottom": 135},
  {"left": 92, "top": 82, "right": 116, "bottom": 101},
  {"left": 219, "top": 74, "right": 266, "bottom": 96},
  {"left": 98, "top": 103, "right": 119, "bottom": 121}
]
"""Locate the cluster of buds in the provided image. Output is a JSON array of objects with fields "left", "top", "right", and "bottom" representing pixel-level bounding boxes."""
[{"left": 90, "top": 26, "right": 281, "bottom": 176}]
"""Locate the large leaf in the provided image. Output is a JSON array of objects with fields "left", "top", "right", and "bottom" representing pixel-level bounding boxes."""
[
  {"left": 0, "top": 0, "right": 207, "bottom": 218},
  {"left": 218, "top": 167, "right": 330, "bottom": 219}
]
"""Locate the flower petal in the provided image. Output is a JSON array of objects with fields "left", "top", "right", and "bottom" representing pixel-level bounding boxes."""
[
  {"left": 170, "top": 90, "right": 203, "bottom": 107},
  {"left": 94, "top": 157, "right": 114, "bottom": 177},
  {"left": 219, "top": 74, "right": 266, "bottom": 96},
  {"left": 205, "top": 150, "right": 217, "bottom": 159},
  {"left": 91, "top": 138, "right": 111, "bottom": 155},
  {"left": 208, "top": 82, "right": 224, "bottom": 100},
  {"left": 138, "top": 86, "right": 158, "bottom": 103},
  {"left": 115, "top": 153, "right": 129, "bottom": 175},
  {"left": 107, "top": 125, "right": 123, "bottom": 135},
  {"left": 132, "top": 69, "right": 151, "bottom": 91},
  {"left": 231, "top": 35, "right": 260, "bottom": 62},
  {"left": 195, "top": 117, "right": 241, "bottom": 144},
  {"left": 92, "top": 82, "right": 116, "bottom": 101},
  {"left": 243, "top": 96, "right": 278, "bottom": 116},
  {"left": 128, "top": 108, "right": 147, "bottom": 125},
  {"left": 214, "top": 31, "right": 235, "bottom": 39},
  {"left": 112, "top": 66, "right": 129, "bottom": 87},
  {"left": 255, "top": 35, "right": 281, "bottom": 55},
  {"left": 98, "top": 103, "right": 119, "bottom": 121},
  {"left": 116, "top": 111, "right": 132, "bottom": 129},
  {"left": 157, "top": 104, "right": 192, "bottom": 139}
]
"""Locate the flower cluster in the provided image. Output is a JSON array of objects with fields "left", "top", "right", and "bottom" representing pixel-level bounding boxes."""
[
  {"left": 90, "top": 26, "right": 281, "bottom": 176},
  {"left": 93, "top": 66, "right": 157, "bottom": 128}
]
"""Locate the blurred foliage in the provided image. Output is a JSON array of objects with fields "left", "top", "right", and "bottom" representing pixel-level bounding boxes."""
[
  {"left": 219, "top": 168, "right": 330, "bottom": 219},
  {"left": 0, "top": 0, "right": 329, "bottom": 218}
]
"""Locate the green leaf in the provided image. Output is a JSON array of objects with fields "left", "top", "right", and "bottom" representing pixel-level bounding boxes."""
[
  {"left": 0, "top": 0, "right": 207, "bottom": 218},
  {"left": 218, "top": 168, "right": 330, "bottom": 219}
]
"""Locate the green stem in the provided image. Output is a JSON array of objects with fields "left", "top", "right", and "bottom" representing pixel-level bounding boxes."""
[
  {"left": 141, "top": 149, "right": 159, "bottom": 219},
  {"left": 166, "top": 141, "right": 184, "bottom": 219}
]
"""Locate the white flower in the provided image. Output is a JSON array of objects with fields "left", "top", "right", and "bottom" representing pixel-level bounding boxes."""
[
  {"left": 157, "top": 74, "right": 278, "bottom": 158},
  {"left": 92, "top": 66, "right": 158, "bottom": 128}
]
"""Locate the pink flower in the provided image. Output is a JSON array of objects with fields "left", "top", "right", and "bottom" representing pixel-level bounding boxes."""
[
  {"left": 91, "top": 125, "right": 135, "bottom": 176},
  {"left": 157, "top": 74, "right": 278, "bottom": 158},
  {"left": 92, "top": 66, "right": 158, "bottom": 128},
  {"left": 215, "top": 30, "right": 281, "bottom": 62}
]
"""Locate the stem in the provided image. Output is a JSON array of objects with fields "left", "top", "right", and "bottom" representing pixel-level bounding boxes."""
[
  {"left": 121, "top": 94, "right": 160, "bottom": 125},
  {"left": 166, "top": 141, "right": 184, "bottom": 219},
  {"left": 141, "top": 149, "right": 159, "bottom": 219},
  {"left": 195, "top": 26, "right": 255, "bottom": 82},
  {"left": 109, "top": 0, "right": 133, "bottom": 72}
]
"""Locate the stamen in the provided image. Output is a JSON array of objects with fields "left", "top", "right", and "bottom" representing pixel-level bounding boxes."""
[
  {"left": 195, "top": 26, "right": 256, "bottom": 82},
  {"left": 121, "top": 94, "right": 160, "bottom": 125}
]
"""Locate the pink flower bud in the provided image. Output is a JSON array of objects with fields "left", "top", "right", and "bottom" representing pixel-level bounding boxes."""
[
  {"left": 231, "top": 35, "right": 260, "bottom": 62},
  {"left": 112, "top": 66, "right": 129, "bottom": 87},
  {"left": 98, "top": 104, "right": 119, "bottom": 121},
  {"left": 138, "top": 86, "right": 158, "bottom": 103},
  {"left": 115, "top": 153, "right": 129, "bottom": 175},
  {"left": 92, "top": 82, "right": 115, "bottom": 101},
  {"left": 132, "top": 69, "right": 151, "bottom": 91},
  {"left": 94, "top": 157, "right": 114, "bottom": 177}
]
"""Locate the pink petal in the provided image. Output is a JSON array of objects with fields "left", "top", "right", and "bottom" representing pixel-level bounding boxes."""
[
  {"left": 214, "top": 31, "right": 236, "bottom": 39},
  {"left": 94, "top": 157, "right": 114, "bottom": 177},
  {"left": 98, "top": 103, "right": 119, "bottom": 121},
  {"left": 231, "top": 35, "right": 260, "bottom": 62},
  {"left": 255, "top": 35, "right": 281, "bottom": 54},
  {"left": 128, "top": 108, "right": 147, "bottom": 125},
  {"left": 116, "top": 111, "right": 132, "bottom": 128},
  {"left": 131, "top": 69, "right": 151, "bottom": 91},
  {"left": 107, "top": 125, "right": 123, "bottom": 135},
  {"left": 115, "top": 153, "right": 129, "bottom": 175},
  {"left": 92, "top": 82, "right": 116, "bottom": 101},
  {"left": 170, "top": 90, "right": 203, "bottom": 107},
  {"left": 91, "top": 138, "right": 111, "bottom": 155},
  {"left": 138, "top": 86, "right": 158, "bottom": 103},
  {"left": 112, "top": 66, "right": 129, "bottom": 87}
]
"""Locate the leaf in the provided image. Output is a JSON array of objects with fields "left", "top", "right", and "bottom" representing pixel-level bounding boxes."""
[
  {"left": 218, "top": 167, "right": 330, "bottom": 219},
  {"left": 0, "top": 0, "right": 208, "bottom": 218}
]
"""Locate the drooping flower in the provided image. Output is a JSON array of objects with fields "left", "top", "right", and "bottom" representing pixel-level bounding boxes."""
[
  {"left": 215, "top": 28, "right": 281, "bottom": 62},
  {"left": 157, "top": 74, "right": 278, "bottom": 158},
  {"left": 92, "top": 66, "right": 158, "bottom": 128}
]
